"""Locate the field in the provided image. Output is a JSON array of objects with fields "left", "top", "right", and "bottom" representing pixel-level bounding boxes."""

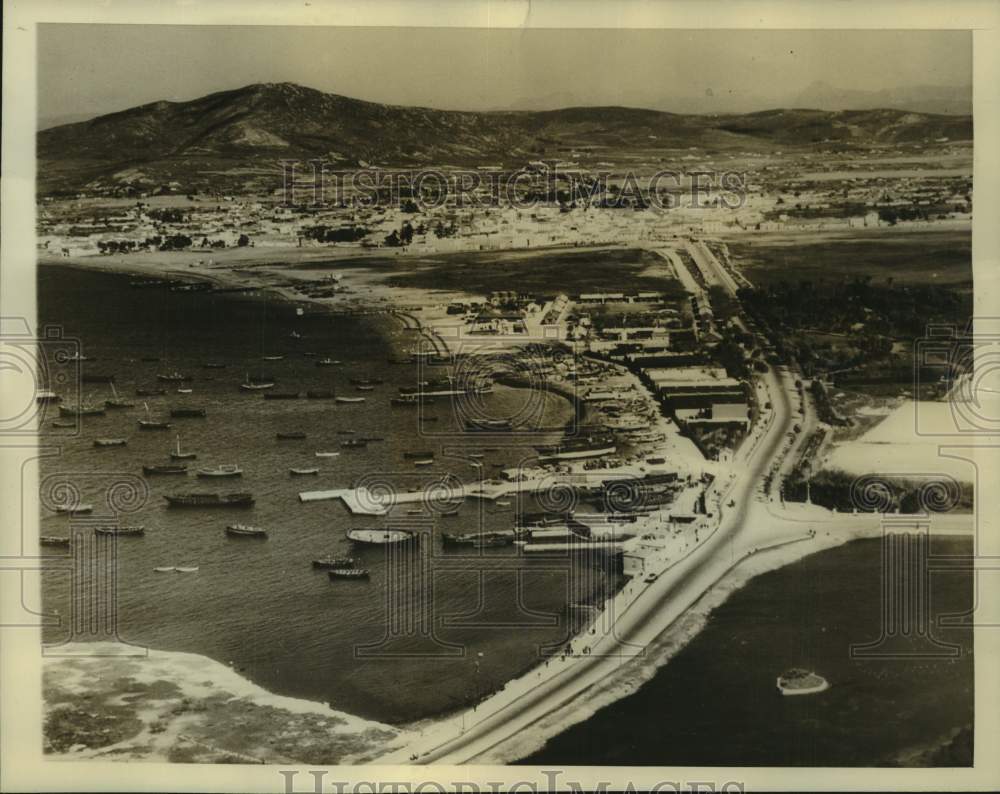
[
  {"left": 726, "top": 228, "right": 972, "bottom": 289},
  {"left": 295, "top": 246, "right": 689, "bottom": 300}
]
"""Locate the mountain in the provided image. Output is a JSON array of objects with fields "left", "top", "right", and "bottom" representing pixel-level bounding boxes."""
[
  {"left": 37, "top": 82, "right": 973, "bottom": 195},
  {"left": 793, "top": 81, "right": 973, "bottom": 116}
]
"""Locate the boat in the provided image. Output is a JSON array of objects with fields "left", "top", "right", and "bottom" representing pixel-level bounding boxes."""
[
  {"left": 136, "top": 388, "right": 166, "bottom": 397},
  {"left": 346, "top": 528, "right": 418, "bottom": 545},
  {"left": 175, "top": 566, "right": 199, "bottom": 573},
  {"left": 196, "top": 465, "right": 242, "bottom": 478},
  {"left": 226, "top": 524, "right": 267, "bottom": 538},
  {"left": 104, "top": 383, "right": 135, "bottom": 409},
  {"left": 164, "top": 493, "right": 254, "bottom": 508},
  {"left": 157, "top": 371, "right": 193, "bottom": 382},
  {"left": 776, "top": 669, "right": 829, "bottom": 696},
  {"left": 94, "top": 438, "right": 127, "bottom": 448},
  {"left": 51, "top": 420, "right": 76, "bottom": 428},
  {"left": 176, "top": 388, "right": 193, "bottom": 394},
  {"left": 356, "top": 385, "right": 376, "bottom": 392},
  {"left": 65, "top": 352, "right": 91, "bottom": 362},
  {"left": 290, "top": 467, "right": 320, "bottom": 475},
  {"left": 170, "top": 407, "right": 207, "bottom": 418},
  {"left": 443, "top": 531, "right": 516, "bottom": 547},
  {"left": 138, "top": 402, "right": 170, "bottom": 430},
  {"left": 336, "top": 396, "right": 365, "bottom": 404},
  {"left": 536, "top": 435, "right": 617, "bottom": 462},
  {"left": 40, "top": 536, "right": 71, "bottom": 547},
  {"left": 262, "top": 355, "right": 284, "bottom": 361},
  {"left": 289, "top": 331, "right": 302, "bottom": 339},
  {"left": 349, "top": 378, "right": 384, "bottom": 386},
  {"left": 240, "top": 373, "right": 275, "bottom": 391},
  {"left": 36, "top": 390, "right": 61, "bottom": 404},
  {"left": 154, "top": 566, "right": 176, "bottom": 573},
  {"left": 170, "top": 434, "right": 197, "bottom": 460},
  {"left": 403, "top": 451, "right": 434, "bottom": 459},
  {"left": 143, "top": 463, "right": 188, "bottom": 475},
  {"left": 59, "top": 404, "right": 105, "bottom": 417},
  {"left": 277, "top": 431, "right": 307, "bottom": 440},
  {"left": 314, "top": 452, "right": 340, "bottom": 458},
  {"left": 306, "top": 389, "right": 335, "bottom": 399},
  {"left": 312, "top": 557, "right": 355, "bottom": 569},
  {"left": 315, "top": 358, "right": 338, "bottom": 367},
  {"left": 390, "top": 395, "right": 420, "bottom": 407},
  {"left": 341, "top": 439, "right": 368, "bottom": 448},
  {"left": 94, "top": 526, "right": 145, "bottom": 536},
  {"left": 263, "top": 392, "right": 300, "bottom": 400},
  {"left": 413, "top": 458, "right": 434, "bottom": 466},
  {"left": 328, "top": 568, "right": 369, "bottom": 579},
  {"left": 53, "top": 503, "right": 93, "bottom": 515},
  {"left": 465, "top": 418, "right": 513, "bottom": 432}
]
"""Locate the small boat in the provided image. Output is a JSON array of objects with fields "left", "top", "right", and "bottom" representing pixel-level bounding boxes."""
[
  {"left": 154, "top": 566, "right": 176, "bottom": 573},
  {"left": 197, "top": 465, "right": 242, "bottom": 478},
  {"left": 263, "top": 391, "right": 301, "bottom": 400},
  {"left": 465, "top": 418, "right": 513, "bottom": 432},
  {"left": 390, "top": 395, "right": 434, "bottom": 406},
  {"left": 262, "top": 355, "right": 284, "bottom": 361},
  {"left": 164, "top": 493, "right": 254, "bottom": 508},
  {"left": 226, "top": 524, "right": 267, "bottom": 538},
  {"left": 312, "top": 557, "right": 355, "bottom": 569},
  {"left": 341, "top": 439, "right": 368, "bottom": 448},
  {"left": 170, "top": 434, "right": 197, "bottom": 460},
  {"left": 347, "top": 528, "right": 418, "bottom": 545},
  {"left": 176, "top": 388, "right": 193, "bottom": 394},
  {"left": 54, "top": 503, "right": 93, "bottom": 515},
  {"left": 314, "top": 452, "right": 340, "bottom": 458},
  {"left": 157, "top": 371, "right": 192, "bottom": 382},
  {"left": 316, "top": 358, "right": 337, "bottom": 367},
  {"left": 412, "top": 458, "right": 434, "bottom": 466},
  {"left": 51, "top": 420, "right": 76, "bottom": 428},
  {"left": 94, "top": 526, "right": 145, "bottom": 536},
  {"left": 406, "top": 509, "right": 423, "bottom": 515},
  {"left": 403, "top": 451, "right": 434, "bottom": 460},
  {"left": 59, "top": 404, "right": 105, "bottom": 417},
  {"left": 40, "top": 536, "right": 71, "bottom": 547},
  {"left": 138, "top": 402, "right": 170, "bottom": 430},
  {"left": 170, "top": 407, "right": 207, "bottom": 418},
  {"left": 777, "top": 669, "right": 829, "bottom": 696},
  {"left": 290, "top": 467, "right": 320, "bottom": 475},
  {"left": 289, "top": 331, "right": 302, "bottom": 339},
  {"left": 143, "top": 463, "right": 188, "bottom": 475},
  {"left": 306, "top": 389, "right": 335, "bottom": 399},
  {"left": 64, "top": 352, "right": 91, "bottom": 362},
  {"left": 328, "top": 568, "right": 369, "bottom": 580},
  {"left": 94, "top": 438, "right": 127, "bottom": 448},
  {"left": 356, "top": 385, "right": 376, "bottom": 392},
  {"left": 136, "top": 388, "right": 166, "bottom": 397},
  {"left": 175, "top": 566, "right": 199, "bottom": 573},
  {"left": 240, "top": 373, "right": 275, "bottom": 391},
  {"left": 36, "top": 390, "right": 61, "bottom": 404},
  {"left": 104, "top": 383, "right": 134, "bottom": 409},
  {"left": 277, "top": 431, "right": 307, "bottom": 440},
  {"left": 336, "top": 396, "right": 365, "bottom": 404}
]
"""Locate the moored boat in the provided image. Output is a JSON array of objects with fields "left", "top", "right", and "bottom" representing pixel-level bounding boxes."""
[
  {"left": 104, "top": 383, "right": 135, "bottom": 409},
  {"left": 413, "top": 458, "right": 434, "bottom": 466},
  {"left": 336, "top": 396, "right": 365, "bottom": 404},
  {"left": 776, "top": 669, "right": 829, "bottom": 696},
  {"left": 346, "top": 528, "right": 418, "bottom": 545},
  {"left": 341, "top": 439, "right": 368, "bottom": 448},
  {"left": 136, "top": 388, "right": 167, "bottom": 397},
  {"left": 37, "top": 390, "right": 61, "bottom": 404},
  {"left": 314, "top": 452, "right": 340, "bottom": 458},
  {"left": 328, "top": 568, "right": 369, "bottom": 579},
  {"left": 170, "top": 434, "right": 197, "bottom": 460},
  {"left": 94, "top": 438, "right": 127, "bottom": 448},
  {"left": 94, "top": 526, "right": 145, "bottom": 536},
  {"left": 226, "top": 524, "right": 267, "bottom": 538},
  {"left": 290, "top": 467, "right": 320, "bottom": 475},
  {"left": 40, "top": 536, "right": 71, "bottom": 547},
  {"left": 157, "top": 371, "right": 193, "bottom": 382},
  {"left": 138, "top": 402, "right": 170, "bottom": 430},
  {"left": 54, "top": 503, "right": 93, "bottom": 515},
  {"left": 164, "top": 493, "right": 254, "bottom": 508},
  {"left": 59, "top": 404, "right": 105, "bottom": 417},
  {"left": 143, "top": 463, "right": 188, "bottom": 475},
  {"left": 403, "top": 451, "right": 434, "bottom": 459},
  {"left": 240, "top": 373, "right": 275, "bottom": 391},
  {"left": 197, "top": 464, "right": 242, "bottom": 478},
  {"left": 312, "top": 556, "right": 355, "bottom": 569}
]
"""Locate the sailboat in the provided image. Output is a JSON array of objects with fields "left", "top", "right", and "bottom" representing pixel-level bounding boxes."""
[
  {"left": 105, "top": 382, "right": 135, "bottom": 409},
  {"left": 240, "top": 372, "right": 275, "bottom": 391},
  {"left": 138, "top": 401, "right": 170, "bottom": 430},
  {"left": 170, "top": 434, "right": 197, "bottom": 460}
]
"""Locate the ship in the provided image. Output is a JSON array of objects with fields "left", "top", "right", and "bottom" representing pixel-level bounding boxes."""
[
  {"left": 58, "top": 404, "right": 105, "bottom": 417},
  {"left": 346, "top": 528, "right": 418, "bottom": 545},
  {"left": 157, "top": 371, "right": 193, "bottom": 382},
  {"left": 776, "top": 669, "right": 829, "bottom": 696},
  {"left": 143, "top": 463, "right": 188, "bottom": 475},
  {"left": 93, "top": 526, "right": 145, "bottom": 537},
  {"left": 40, "top": 536, "right": 71, "bottom": 547},
  {"left": 226, "top": 524, "right": 267, "bottom": 538},
  {"left": 328, "top": 568, "right": 369, "bottom": 580},
  {"left": 164, "top": 493, "right": 254, "bottom": 508},
  {"left": 170, "top": 407, "right": 207, "bottom": 418},
  {"left": 197, "top": 465, "right": 243, "bottom": 478},
  {"left": 94, "top": 438, "right": 127, "bottom": 448},
  {"left": 312, "top": 556, "right": 355, "bottom": 569}
]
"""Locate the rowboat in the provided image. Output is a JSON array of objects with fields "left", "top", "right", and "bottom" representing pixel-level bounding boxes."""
[
  {"left": 37, "top": 389, "right": 61, "bottom": 404},
  {"left": 262, "top": 355, "right": 284, "bottom": 361},
  {"left": 154, "top": 566, "right": 176, "bottom": 573},
  {"left": 196, "top": 465, "right": 242, "bottom": 478},
  {"left": 143, "top": 463, "right": 188, "bottom": 475},
  {"left": 328, "top": 569, "right": 369, "bottom": 580},
  {"left": 176, "top": 566, "right": 199, "bottom": 573},
  {"left": 176, "top": 388, "right": 193, "bottom": 394},
  {"left": 312, "top": 557, "right": 355, "bottom": 568},
  {"left": 290, "top": 467, "right": 320, "bottom": 475},
  {"left": 314, "top": 452, "right": 340, "bottom": 458},
  {"left": 51, "top": 420, "right": 76, "bottom": 428},
  {"left": 412, "top": 458, "right": 434, "bottom": 466},
  {"left": 94, "top": 438, "right": 127, "bottom": 448},
  {"left": 226, "top": 524, "right": 267, "bottom": 538},
  {"left": 94, "top": 526, "right": 145, "bottom": 536},
  {"left": 336, "top": 396, "right": 365, "bottom": 404}
]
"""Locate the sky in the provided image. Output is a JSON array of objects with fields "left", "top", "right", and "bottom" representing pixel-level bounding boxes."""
[{"left": 37, "top": 26, "right": 972, "bottom": 126}]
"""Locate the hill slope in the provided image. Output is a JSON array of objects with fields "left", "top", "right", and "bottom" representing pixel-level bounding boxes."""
[{"left": 37, "top": 82, "right": 973, "bottom": 195}]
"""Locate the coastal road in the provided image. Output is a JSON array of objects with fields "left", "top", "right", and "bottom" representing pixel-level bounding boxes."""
[{"left": 376, "top": 364, "right": 798, "bottom": 765}]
